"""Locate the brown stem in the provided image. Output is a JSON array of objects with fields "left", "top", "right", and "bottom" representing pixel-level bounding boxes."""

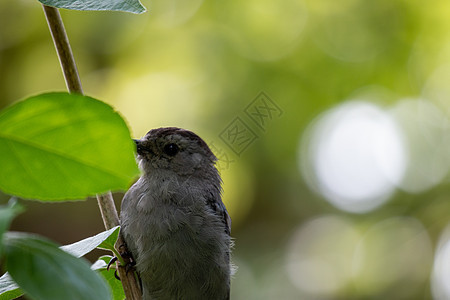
[
  {"left": 42, "top": 5, "right": 141, "bottom": 299},
  {"left": 96, "top": 192, "right": 120, "bottom": 229},
  {"left": 42, "top": 5, "right": 83, "bottom": 94}
]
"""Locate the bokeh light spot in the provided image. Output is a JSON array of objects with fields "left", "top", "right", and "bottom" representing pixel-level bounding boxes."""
[
  {"left": 389, "top": 98, "right": 450, "bottom": 193},
  {"left": 300, "top": 101, "right": 406, "bottom": 213},
  {"left": 285, "top": 215, "right": 360, "bottom": 297},
  {"left": 353, "top": 217, "right": 433, "bottom": 297},
  {"left": 150, "top": 0, "right": 205, "bottom": 28},
  {"left": 432, "top": 224, "right": 450, "bottom": 299},
  {"left": 113, "top": 72, "right": 200, "bottom": 136}
]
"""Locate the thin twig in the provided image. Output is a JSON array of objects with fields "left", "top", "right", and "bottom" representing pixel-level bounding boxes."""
[
  {"left": 42, "top": 5, "right": 142, "bottom": 299},
  {"left": 42, "top": 5, "right": 83, "bottom": 94}
]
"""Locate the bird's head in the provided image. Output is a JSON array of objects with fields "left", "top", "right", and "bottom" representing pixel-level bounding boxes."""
[{"left": 134, "top": 127, "right": 219, "bottom": 180}]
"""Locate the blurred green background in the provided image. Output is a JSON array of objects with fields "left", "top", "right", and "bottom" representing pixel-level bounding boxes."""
[{"left": 1, "top": 0, "right": 450, "bottom": 299}]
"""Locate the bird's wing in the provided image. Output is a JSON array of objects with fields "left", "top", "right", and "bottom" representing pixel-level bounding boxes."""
[{"left": 206, "top": 195, "right": 231, "bottom": 236}]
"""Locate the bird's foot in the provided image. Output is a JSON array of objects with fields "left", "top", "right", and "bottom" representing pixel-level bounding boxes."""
[{"left": 107, "top": 244, "right": 137, "bottom": 280}]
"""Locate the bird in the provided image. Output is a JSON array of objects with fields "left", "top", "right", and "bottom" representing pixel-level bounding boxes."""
[{"left": 120, "top": 127, "right": 232, "bottom": 300}]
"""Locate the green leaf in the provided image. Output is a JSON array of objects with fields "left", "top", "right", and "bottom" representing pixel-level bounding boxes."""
[
  {"left": 92, "top": 256, "right": 125, "bottom": 300},
  {"left": 60, "top": 226, "right": 120, "bottom": 257},
  {"left": 0, "top": 199, "right": 24, "bottom": 257},
  {"left": 96, "top": 225, "right": 124, "bottom": 264},
  {"left": 38, "top": 0, "right": 146, "bottom": 14},
  {"left": 0, "top": 227, "right": 120, "bottom": 299},
  {"left": 0, "top": 92, "right": 139, "bottom": 201},
  {"left": 3, "top": 232, "right": 111, "bottom": 300},
  {"left": 97, "top": 226, "right": 121, "bottom": 252},
  {"left": 0, "top": 273, "right": 21, "bottom": 300},
  {"left": 91, "top": 255, "right": 114, "bottom": 270}
]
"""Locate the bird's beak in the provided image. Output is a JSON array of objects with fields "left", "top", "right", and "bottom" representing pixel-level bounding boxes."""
[{"left": 133, "top": 139, "right": 145, "bottom": 155}]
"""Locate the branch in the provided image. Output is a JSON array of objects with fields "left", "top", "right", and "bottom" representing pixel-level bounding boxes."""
[
  {"left": 42, "top": 5, "right": 83, "bottom": 94},
  {"left": 42, "top": 5, "right": 141, "bottom": 299}
]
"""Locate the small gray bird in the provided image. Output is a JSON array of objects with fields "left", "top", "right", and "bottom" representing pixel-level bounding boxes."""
[{"left": 120, "top": 127, "right": 232, "bottom": 300}]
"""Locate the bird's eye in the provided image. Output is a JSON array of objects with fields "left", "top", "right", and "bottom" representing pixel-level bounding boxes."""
[{"left": 163, "top": 143, "right": 179, "bottom": 156}]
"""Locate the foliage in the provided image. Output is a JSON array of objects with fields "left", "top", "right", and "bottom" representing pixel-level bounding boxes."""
[
  {"left": 38, "top": 0, "right": 146, "bottom": 13},
  {"left": 0, "top": 92, "right": 139, "bottom": 200},
  {"left": 4, "top": 232, "right": 110, "bottom": 300},
  {"left": 92, "top": 256, "right": 126, "bottom": 300},
  {"left": 0, "top": 0, "right": 144, "bottom": 299},
  {"left": 3, "top": 0, "right": 449, "bottom": 299},
  {"left": 0, "top": 222, "right": 121, "bottom": 299}
]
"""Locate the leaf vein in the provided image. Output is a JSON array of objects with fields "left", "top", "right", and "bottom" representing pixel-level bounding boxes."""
[{"left": 0, "top": 134, "right": 131, "bottom": 183}]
